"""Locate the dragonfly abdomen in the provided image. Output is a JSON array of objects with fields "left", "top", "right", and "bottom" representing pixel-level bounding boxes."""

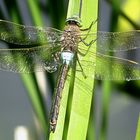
[
  {"left": 49, "top": 22, "right": 80, "bottom": 132},
  {"left": 50, "top": 64, "right": 69, "bottom": 132}
]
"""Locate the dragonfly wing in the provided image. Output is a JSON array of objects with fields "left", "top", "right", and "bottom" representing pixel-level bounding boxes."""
[
  {"left": 97, "top": 31, "right": 140, "bottom": 52},
  {"left": 77, "top": 51, "right": 140, "bottom": 81},
  {"left": 0, "top": 44, "right": 61, "bottom": 73},
  {"left": 79, "top": 30, "right": 140, "bottom": 52},
  {"left": 0, "top": 20, "right": 63, "bottom": 45}
]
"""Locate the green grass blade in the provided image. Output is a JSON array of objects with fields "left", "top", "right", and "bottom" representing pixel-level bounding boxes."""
[
  {"left": 10, "top": 1, "right": 48, "bottom": 135},
  {"left": 50, "top": 0, "right": 98, "bottom": 139},
  {"left": 27, "top": 0, "right": 43, "bottom": 26},
  {"left": 135, "top": 114, "right": 140, "bottom": 140},
  {"left": 86, "top": 102, "right": 95, "bottom": 140},
  {"left": 67, "top": 0, "right": 81, "bottom": 18},
  {"left": 99, "top": 81, "right": 111, "bottom": 140},
  {"left": 20, "top": 74, "right": 48, "bottom": 131},
  {"left": 49, "top": 1, "right": 83, "bottom": 139},
  {"left": 66, "top": 0, "right": 98, "bottom": 140},
  {"left": 22, "top": 0, "right": 48, "bottom": 133}
]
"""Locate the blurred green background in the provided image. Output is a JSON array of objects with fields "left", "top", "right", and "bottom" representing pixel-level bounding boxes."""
[{"left": 0, "top": 0, "right": 139, "bottom": 140}]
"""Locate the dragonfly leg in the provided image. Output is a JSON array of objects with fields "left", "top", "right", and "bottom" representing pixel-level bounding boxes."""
[
  {"left": 80, "top": 19, "right": 98, "bottom": 31},
  {"left": 80, "top": 19, "right": 98, "bottom": 41},
  {"left": 78, "top": 38, "right": 97, "bottom": 56},
  {"left": 76, "top": 54, "right": 87, "bottom": 78}
]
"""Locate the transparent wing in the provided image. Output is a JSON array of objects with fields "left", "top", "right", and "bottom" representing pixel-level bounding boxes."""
[
  {"left": 77, "top": 51, "right": 140, "bottom": 81},
  {"left": 79, "top": 30, "right": 140, "bottom": 52},
  {"left": 0, "top": 44, "right": 61, "bottom": 73},
  {"left": 0, "top": 20, "right": 63, "bottom": 45}
]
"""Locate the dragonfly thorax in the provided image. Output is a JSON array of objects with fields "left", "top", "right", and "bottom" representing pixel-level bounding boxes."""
[{"left": 61, "top": 24, "right": 80, "bottom": 52}]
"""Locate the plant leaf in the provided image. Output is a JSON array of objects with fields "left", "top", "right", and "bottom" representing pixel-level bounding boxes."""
[
  {"left": 135, "top": 114, "right": 140, "bottom": 140},
  {"left": 66, "top": 0, "right": 98, "bottom": 140}
]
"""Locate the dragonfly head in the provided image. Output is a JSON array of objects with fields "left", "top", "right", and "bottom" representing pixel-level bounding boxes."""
[{"left": 65, "top": 16, "right": 82, "bottom": 27}]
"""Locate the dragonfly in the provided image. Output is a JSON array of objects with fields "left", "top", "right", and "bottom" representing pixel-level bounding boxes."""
[{"left": 1, "top": 17, "right": 140, "bottom": 132}]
